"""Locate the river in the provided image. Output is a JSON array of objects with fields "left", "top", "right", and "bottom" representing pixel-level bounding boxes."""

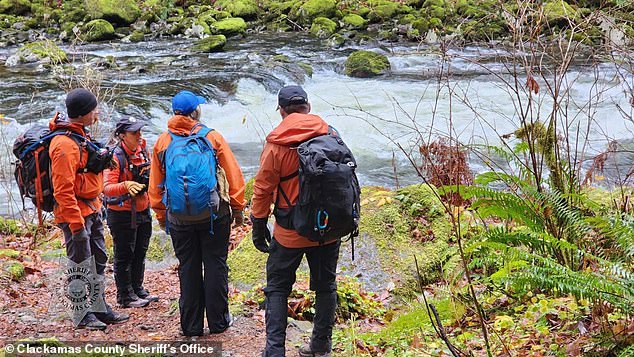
[{"left": 0, "top": 33, "right": 632, "bottom": 217}]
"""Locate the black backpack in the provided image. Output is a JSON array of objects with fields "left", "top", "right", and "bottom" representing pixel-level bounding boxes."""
[
  {"left": 275, "top": 127, "right": 361, "bottom": 245},
  {"left": 13, "top": 124, "right": 104, "bottom": 217}
]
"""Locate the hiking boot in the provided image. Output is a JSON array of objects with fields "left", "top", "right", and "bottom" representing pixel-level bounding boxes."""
[
  {"left": 135, "top": 288, "right": 159, "bottom": 303},
  {"left": 119, "top": 296, "right": 150, "bottom": 308},
  {"left": 298, "top": 345, "right": 331, "bottom": 357},
  {"left": 209, "top": 313, "right": 234, "bottom": 334},
  {"left": 94, "top": 311, "right": 130, "bottom": 325},
  {"left": 76, "top": 313, "right": 107, "bottom": 331}
]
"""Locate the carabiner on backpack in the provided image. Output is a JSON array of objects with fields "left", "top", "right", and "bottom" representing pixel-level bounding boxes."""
[{"left": 316, "top": 209, "right": 329, "bottom": 236}]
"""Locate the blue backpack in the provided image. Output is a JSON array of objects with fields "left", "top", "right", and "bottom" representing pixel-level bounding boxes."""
[{"left": 162, "top": 124, "right": 219, "bottom": 225}]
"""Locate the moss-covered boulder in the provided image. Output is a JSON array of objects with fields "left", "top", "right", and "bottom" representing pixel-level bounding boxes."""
[
  {"left": 211, "top": 17, "right": 247, "bottom": 36},
  {"left": 214, "top": 0, "right": 259, "bottom": 20},
  {"left": 5, "top": 40, "right": 67, "bottom": 66},
  {"left": 368, "top": 1, "right": 401, "bottom": 22},
  {"left": 83, "top": 19, "right": 115, "bottom": 41},
  {"left": 192, "top": 34, "right": 227, "bottom": 52},
  {"left": 229, "top": 185, "right": 456, "bottom": 297},
  {"left": 341, "top": 13, "right": 366, "bottom": 29},
  {"left": 290, "top": 0, "right": 337, "bottom": 25},
  {"left": 543, "top": 0, "right": 579, "bottom": 28},
  {"left": 84, "top": 0, "right": 141, "bottom": 25},
  {"left": 0, "top": 0, "right": 31, "bottom": 16},
  {"left": 344, "top": 50, "right": 390, "bottom": 78},
  {"left": 309, "top": 16, "right": 337, "bottom": 38},
  {"left": 128, "top": 29, "right": 145, "bottom": 42}
]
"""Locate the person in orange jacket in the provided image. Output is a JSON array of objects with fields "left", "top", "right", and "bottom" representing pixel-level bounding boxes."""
[
  {"left": 103, "top": 116, "right": 159, "bottom": 308},
  {"left": 251, "top": 86, "right": 340, "bottom": 357},
  {"left": 148, "top": 90, "right": 246, "bottom": 336},
  {"left": 50, "top": 88, "right": 129, "bottom": 330}
]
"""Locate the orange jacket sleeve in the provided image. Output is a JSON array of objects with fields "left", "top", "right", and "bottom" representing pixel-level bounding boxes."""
[
  {"left": 103, "top": 156, "right": 128, "bottom": 198},
  {"left": 50, "top": 136, "right": 84, "bottom": 233},
  {"left": 148, "top": 134, "right": 168, "bottom": 223},
  {"left": 251, "top": 142, "right": 281, "bottom": 219},
  {"left": 208, "top": 131, "right": 246, "bottom": 211}
]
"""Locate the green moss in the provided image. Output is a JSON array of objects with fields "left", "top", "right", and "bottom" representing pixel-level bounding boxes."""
[
  {"left": 214, "top": 0, "right": 259, "bottom": 20},
  {"left": 146, "top": 235, "right": 169, "bottom": 262},
  {"left": 0, "top": 217, "right": 22, "bottom": 235},
  {"left": 128, "top": 29, "right": 145, "bottom": 42},
  {"left": 83, "top": 19, "right": 115, "bottom": 41},
  {"left": 290, "top": 0, "right": 337, "bottom": 25},
  {"left": 15, "top": 40, "right": 68, "bottom": 64},
  {"left": 429, "top": 17, "right": 442, "bottom": 28},
  {"left": 193, "top": 34, "right": 227, "bottom": 52},
  {"left": 211, "top": 17, "right": 247, "bottom": 36},
  {"left": 297, "top": 61, "right": 313, "bottom": 77},
  {"left": 344, "top": 50, "right": 390, "bottom": 78},
  {"left": 84, "top": 0, "right": 141, "bottom": 25},
  {"left": 6, "top": 261, "right": 25, "bottom": 281},
  {"left": 368, "top": 2, "right": 400, "bottom": 22},
  {"left": 543, "top": 0, "right": 579, "bottom": 28},
  {"left": 341, "top": 13, "right": 366, "bottom": 29},
  {"left": 228, "top": 233, "right": 267, "bottom": 289},
  {"left": 0, "top": 0, "right": 31, "bottom": 16},
  {"left": 244, "top": 177, "right": 255, "bottom": 204},
  {"left": 309, "top": 16, "right": 337, "bottom": 38},
  {"left": 0, "top": 249, "right": 20, "bottom": 259}
]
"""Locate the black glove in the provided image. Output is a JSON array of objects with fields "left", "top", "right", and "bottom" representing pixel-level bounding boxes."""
[
  {"left": 71, "top": 228, "right": 92, "bottom": 263},
  {"left": 250, "top": 214, "right": 271, "bottom": 253}
]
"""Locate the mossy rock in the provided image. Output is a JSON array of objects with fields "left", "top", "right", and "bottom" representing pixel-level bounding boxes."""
[
  {"left": 83, "top": 19, "right": 115, "bottom": 41},
  {"left": 341, "top": 13, "right": 366, "bottom": 29},
  {"left": 211, "top": 17, "right": 247, "bottom": 36},
  {"left": 5, "top": 261, "right": 25, "bottom": 281},
  {"left": 309, "top": 16, "right": 337, "bottom": 38},
  {"left": 192, "top": 34, "right": 227, "bottom": 52},
  {"left": 368, "top": 2, "right": 400, "bottom": 22},
  {"left": 290, "top": 0, "right": 337, "bottom": 25},
  {"left": 0, "top": 249, "right": 20, "bottom": 259},
  {"left": 0, "top": 0, "right": 31, "bottom": 16},
  {"left": 128, "top": 29, "right": 145, "bottom": 42},
  {"left": 7, "top": 40, "right": 67, "bottom": 66},
  {"left": 297, "top": 62, "right": 313, "bottom": 77},
  {"left": 344, "top": 50, "right": 390, "bottom": 78},
  {"left": 543, "top": 0, "right": 579, "bottom": 28},
  {"left": 214, "top": 0, "right": 259, "bottom": 20},
  {"left": 228, "top": 233, "right": 267, "bottom": 289},
  {"left": 84, "top": 0, "right": 141, "bottom": 25}
]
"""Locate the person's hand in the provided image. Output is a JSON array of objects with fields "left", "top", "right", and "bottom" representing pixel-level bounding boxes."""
[
  {"left": 232, "top": 210, "right": 245, "bottom": 226},
  {"left": 250, "top": 214, "right": 271, "bottom": 253},
  {"left": 124, "top": 181, "right": 145, "bottom": 196},
  {"left": 71, "top": 229, "right": 91, "bottom": 262}
]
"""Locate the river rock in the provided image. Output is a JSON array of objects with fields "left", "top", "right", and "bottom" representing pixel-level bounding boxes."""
[
  {"left": 213, "top": 0, "right": 259, "bottom": 20},
  {"left": 543, "top": 0, "right": 579, "bottom": 28},
  {"left": 0, "top": 0, "right": 31, "bottom": 16},
  {"left": 82, "top": 19, "right": 115, "bottom": 42},
  {"left": 309, "top": 17, "right": 337, "bottom": 38},
  {"left": 193, "top": 34, "right": 227, "bottom": 52},
  {"left": 290, "top": 0, "right": 337, "bottom": 25},
  {"left": 211, "top": 17, "right": 247, "bottom": 37},
  {"left": 84, "top": 0, "right": 141, "bottom": 25},
  {"left": 344, "top": 49, "right": 390, "bottom": 78},
  {"left": 5, "top": 40, "right": 67, "bottom": 66},
  {"left": 341, "top": 14, "right": 367, "bottom": 30}
]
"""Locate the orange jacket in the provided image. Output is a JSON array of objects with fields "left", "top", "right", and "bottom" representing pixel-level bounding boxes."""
[
  {"left": 103, "top": 139, "right": 150, "bottom": 212},
  {"left": 251, "top": 113, "right": 338, "bottom": 249},
  {"left": 49, "top": 113, "right": 103, "bottom": 233},
  {"left": 148, "top": 115, "right": 246, "bottom": 223}
]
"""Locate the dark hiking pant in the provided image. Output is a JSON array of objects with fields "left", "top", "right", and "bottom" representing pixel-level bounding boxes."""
[
  {"left": 59, "top": 211, "right": 116, "bottom": 318},
  {"left": 263, "top": 238, "right": 341, "bottom": 357},
  {"left": 106, "top": 209, "right": 152, "bottom": 303},
  {"left": 169, "top": 214, "right": 231, "bottom": 335}
]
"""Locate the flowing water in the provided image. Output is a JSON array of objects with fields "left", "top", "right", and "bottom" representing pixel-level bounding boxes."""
[{"left": 0, "top": 33, "right": 633, "bottom": 218}]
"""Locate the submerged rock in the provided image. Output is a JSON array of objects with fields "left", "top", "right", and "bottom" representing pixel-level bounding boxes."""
[{"left": 344, "top": 49, "right": 390, "bottom": 77}]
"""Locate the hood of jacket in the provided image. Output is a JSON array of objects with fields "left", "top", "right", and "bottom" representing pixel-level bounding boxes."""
[
  {"left": 266, "top": 113, "right": 329, "bottom": 146},
  {"left": 167, "top": 115, "right": 202, "bottom": 136},
  {"left": 48, "top": 112, "right": 87, "bottom": 136}
]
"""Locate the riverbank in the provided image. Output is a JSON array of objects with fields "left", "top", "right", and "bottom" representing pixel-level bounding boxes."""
[{"left": 1, "top": 0, "right": 632, "bottom": 56}]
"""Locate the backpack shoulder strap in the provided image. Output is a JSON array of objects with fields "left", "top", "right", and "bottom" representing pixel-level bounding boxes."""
[{"left": 113, "top": 146, "right": 127, "bottom": 178}]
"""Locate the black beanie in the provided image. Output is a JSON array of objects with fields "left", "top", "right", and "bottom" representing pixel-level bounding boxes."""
[{"left": 65, "top": 88, "right": 98, "bottom": 118}]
